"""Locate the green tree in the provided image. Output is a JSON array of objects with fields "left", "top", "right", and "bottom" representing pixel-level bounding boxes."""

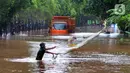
[
  {"left": 15, "top": 0, "right": 61, "bottom": 22},
  {"left": 0, "top": 0, "right": 89, "bottom": 36},
  {"left": 84, "top": 0, "right": 119, "bottom": 20},
  {"left": 15, "top": 0, "right": 87, "bottom": 23},
  {"left": 0, "top": 0, "right": 31, "bottom": 35},
  {"left": 107, "top": 0, "right": 130, "bottom": 37}
]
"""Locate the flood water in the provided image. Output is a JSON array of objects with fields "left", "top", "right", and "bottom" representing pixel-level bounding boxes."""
[{"left": 1, "top": 37, "right": 130, "bottom": 73}]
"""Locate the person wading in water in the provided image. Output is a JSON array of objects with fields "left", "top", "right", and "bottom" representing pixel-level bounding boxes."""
[{"left": 36, "top": 42, "right": 57, "bottom": 60}]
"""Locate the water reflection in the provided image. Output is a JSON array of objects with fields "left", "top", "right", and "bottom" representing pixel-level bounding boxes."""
[
  {"left": 36, "top": 61, "right": 45, "bottom": 73},
  {"left": 28, "top": 59, "right": 69, "bottom": 73}
]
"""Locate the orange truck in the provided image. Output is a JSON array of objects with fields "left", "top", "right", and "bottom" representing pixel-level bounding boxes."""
[{"left": 49, "top": 16, "right": 75, "bottom": 35}]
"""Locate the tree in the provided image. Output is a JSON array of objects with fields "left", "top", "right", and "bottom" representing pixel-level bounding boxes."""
[
  {"left": 0, "top": 0, "right": 89, "bottom": 36},
  {"left": 107, "top": 0, "right": 130, "bottom": 37},
  {"left": 84, "top": 0, "right": 119, "bottom": 20},
  {"left": 15, "top": 0, "right": 87, "bottom": 24},
  {"left": 0, "top": 0, "right": 31, "bottom": 35}
]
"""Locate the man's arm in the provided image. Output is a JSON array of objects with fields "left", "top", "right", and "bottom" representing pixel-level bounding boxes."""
[
  {"left": 46, "top": 46, "right": 56, "bottom": 50},
  {"left": 45, "top": 51, "right": 56, "bottom": 55}
]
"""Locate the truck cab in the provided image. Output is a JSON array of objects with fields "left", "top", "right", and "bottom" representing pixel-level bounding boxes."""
[{"left": 49, "top": 16, "right": 75, "bottom": 35}]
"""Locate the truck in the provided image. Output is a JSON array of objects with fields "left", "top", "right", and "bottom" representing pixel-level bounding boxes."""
[{"left": 49, "top": 16, "right": 75, "bottom": 35}]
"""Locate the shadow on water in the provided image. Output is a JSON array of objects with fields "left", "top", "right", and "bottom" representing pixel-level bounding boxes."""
[{"left": 1, "top": 37, "right": 130, "bottom": 73}]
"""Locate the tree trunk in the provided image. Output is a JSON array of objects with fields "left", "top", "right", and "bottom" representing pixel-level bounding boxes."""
[
  {"left": 123, "top": 28, "right": 129, "bottom": 37},
  {"left": 0, "top": 29, "right": 2, "bottom": 37},
  {"left": 124, "top": 32, "right": 129, "bottom": 37},
  {"left": 124, "top": 27, "right": 129, "bottom": 37}
]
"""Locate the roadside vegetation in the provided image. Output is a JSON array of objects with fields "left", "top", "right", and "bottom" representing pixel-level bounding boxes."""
[{"left": 0, "top": 0, "right": 130, "bottom": 37}]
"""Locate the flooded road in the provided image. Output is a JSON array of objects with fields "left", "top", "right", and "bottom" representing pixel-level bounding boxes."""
[
  {"left": 1, "top": 37, "right": 130, "bottom": 73},
  {"left": 0, "top": 40, "right": 30, "bottom": 73}
]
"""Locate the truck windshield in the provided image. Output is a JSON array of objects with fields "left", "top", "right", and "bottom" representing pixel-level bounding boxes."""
[{"left": 53, "top": 23, "right": 67, "bottom": 30}]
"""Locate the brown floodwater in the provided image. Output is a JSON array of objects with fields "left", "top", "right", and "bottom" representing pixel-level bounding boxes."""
[
  {"left": 0, "top": 37, "right": 130, "bottom": 73},
  {"left": 0, "top": 40, "right": 30, "bottom": 73}
]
